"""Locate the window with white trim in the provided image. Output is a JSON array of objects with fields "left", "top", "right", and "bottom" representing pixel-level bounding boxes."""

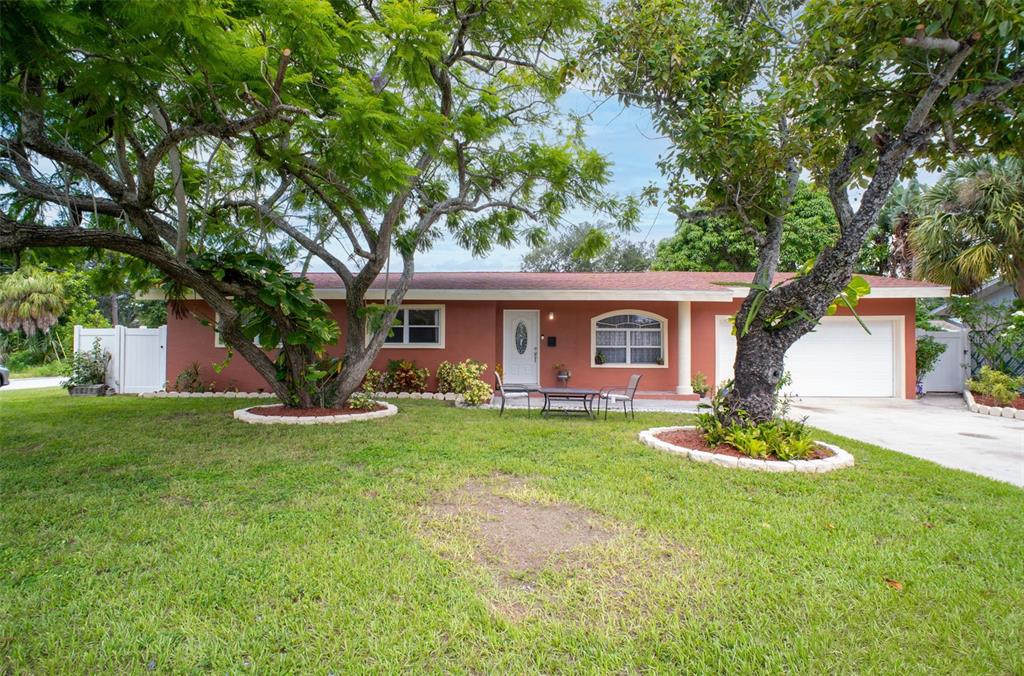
[
  {"left": 382, "top": 306, "right": 443, "bottom": 347},
  {"left": 213, "top": 313, "right": 279, "bottom": 349},
  {"left": 593, "top": 312, "right": 665, "bottom": 366}
]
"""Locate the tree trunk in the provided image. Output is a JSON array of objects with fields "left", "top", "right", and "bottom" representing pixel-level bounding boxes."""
[
  {"left": 724, "top": 325, "right": 790, "bottom": 423},
  {"left": 1015, "top": 269, "right": 1024, "bottom": 300},
  {"left": 109, "top": 292, "right": 119, "bottom": 326}
]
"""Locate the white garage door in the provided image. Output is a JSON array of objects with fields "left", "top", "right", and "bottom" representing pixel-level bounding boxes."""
[{"left": 715, "top": 317, "right": 900, "bottom": 397}]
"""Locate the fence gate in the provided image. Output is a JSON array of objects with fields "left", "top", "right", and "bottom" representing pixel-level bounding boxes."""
[
  {"left": 74, "top": 325, "right": 167, "bottom": 394},
  {"left": 917, "top": 327, "right": 969, "bottom": 393}
]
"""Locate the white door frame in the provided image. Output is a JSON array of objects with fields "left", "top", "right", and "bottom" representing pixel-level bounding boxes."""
[{"left": 502, "top": 309, "right": 540, "bottom": 386}]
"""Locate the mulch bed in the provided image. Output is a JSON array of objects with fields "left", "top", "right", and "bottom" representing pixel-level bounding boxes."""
[
  {"left": 971, "top": 392, "right": 1024, "bottom": 410},
  {"left": 654, "top": 428, "right": 833, "bottom": 462},
  {"left": 249, "top": 404, "right": 387, "bottom": 417}
]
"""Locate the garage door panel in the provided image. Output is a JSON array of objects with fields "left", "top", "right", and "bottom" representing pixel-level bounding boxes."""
[{"left": 716, "top": 318, "right": 898, "bottom": 397}]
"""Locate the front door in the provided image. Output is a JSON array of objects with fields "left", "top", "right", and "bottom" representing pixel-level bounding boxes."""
[{"left": 503, "top": 310, "right": 540, "bottom": 386}]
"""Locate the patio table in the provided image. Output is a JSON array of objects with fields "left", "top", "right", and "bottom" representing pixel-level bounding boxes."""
[{"left": 539, "top": 387, "right": 600, "bottom": 419}]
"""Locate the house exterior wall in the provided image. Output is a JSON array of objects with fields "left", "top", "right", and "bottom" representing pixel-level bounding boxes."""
[{"left": 165, "top": 296, "right": 917, "bottom": 397}]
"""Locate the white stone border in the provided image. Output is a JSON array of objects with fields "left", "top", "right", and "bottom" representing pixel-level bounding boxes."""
[
  {"left": 637, "top": 425, "right": 854, "bottom": 473},
  {"left": 233, "top": 401, "right": 398, "bottom": 425},
  {"left": 963, "top": 390, "right": 1024, "bottom": 420},
  {"left": 139, "top": 390, "right": 466, "bottom": 401}
]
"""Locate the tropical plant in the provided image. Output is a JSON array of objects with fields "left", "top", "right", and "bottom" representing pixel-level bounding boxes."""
[
  {"left": 346, "top": 391, "right": 378, "bottom": 411},
  {"left": 912, "top": 156, "right": 1024, "bottom": 297},
  {"left": 0, "top": 0, "right": 635, "bottom": 408},
  {"left": 361, "top": 368, "right": 388, "bottom": 394},
  {"left": 967, "top": 366, "right": 1024, "bottom": 406},
  {"left": 174, "top": 362, "right": 209, "bottom": 393},
  {"left": 434, "top": 359, "right": 492, "bottom": 404},
  {"left": 915, "top": 336, "right": 948, "bottom": 381},
  {"left": 690, "top": 372, "right": 710, "bottom": 397},
  {"left": 860, "top": 180, "right": 924, "bottom": 277},
  {"left": 61, "top": 339, "right": 109, "bottom": 389},
  {"left": 0, "top": 266, "right": 66, "bottom": 336},
  {"left": 385, "top": 360, "right": 429, "bottom": 394},
  {"left": 522, "top": 223, "right": 653, "bottom": 272},
  {"left": 592, "top": 0, "right": 1024, "bottom": 423}
]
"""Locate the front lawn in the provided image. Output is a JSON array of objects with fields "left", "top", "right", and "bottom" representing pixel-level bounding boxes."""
[{"left": 2, "top": 389, "right": 1022, "bottom": 672}]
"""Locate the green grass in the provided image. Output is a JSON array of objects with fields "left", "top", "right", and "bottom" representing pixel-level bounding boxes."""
[
  {"left": 8, "top": 360, "right": 65, "bottom": 378},
  {"left": 1, "top": 389, "right": 1022, "bottom": 673}
]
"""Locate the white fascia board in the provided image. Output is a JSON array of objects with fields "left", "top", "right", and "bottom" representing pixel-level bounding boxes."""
[
  {"left": 317, "top": 288, "right": 735, "bottom": 302},
  {"left": 727, "top": 285, "right": 950, "bottom": 299},
  {"left": 138, "top": 287, "right": 736, "bottom": 302}
]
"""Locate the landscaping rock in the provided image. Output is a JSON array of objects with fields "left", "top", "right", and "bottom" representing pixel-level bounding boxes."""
[
  {"left": 977, "top": 405, "right": 990, "bottom": 415},
  {"left": 989, "top": 407, "right": 1003, "bottom": 416}
]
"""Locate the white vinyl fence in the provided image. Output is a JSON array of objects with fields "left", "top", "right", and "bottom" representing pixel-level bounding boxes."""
[
  {"left": 73, "top": 325, "right": 167, "bottom": 394},
  {"left": 917, "top": 326, "right": 970, "bottom": 393}
]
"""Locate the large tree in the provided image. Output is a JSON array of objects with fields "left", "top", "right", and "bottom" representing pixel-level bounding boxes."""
[
  {"left": 911, "top": 155, "right": 1024, "bottom": 297},
  {"left": 521, "top": 222, "right": 653, "bottom": 272},
  {"left": 652, "top": 183, "right": 839, "bottom": 272},
  {"left": 593, "top": 0, "right": 1024, "bottom": 421},
  {"left": 0, "top": 0, "right": 631, "bottom": 407}
]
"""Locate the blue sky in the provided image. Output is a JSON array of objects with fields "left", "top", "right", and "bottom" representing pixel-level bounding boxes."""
[{"left": 409, "top": 90, "right": 673, "bottom": 272}]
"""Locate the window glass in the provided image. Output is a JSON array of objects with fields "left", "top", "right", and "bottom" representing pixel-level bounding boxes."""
[{"left": 594, "top": 313, "right": 664, "bottom": 365}]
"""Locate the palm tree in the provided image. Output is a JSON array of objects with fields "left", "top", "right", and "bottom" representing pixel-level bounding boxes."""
[
  {"left": 0, "top": 266, "right": 67, "bottom": 336},
  {"left": 911, "top": 156, "right": 1024, "bottom": 296}
]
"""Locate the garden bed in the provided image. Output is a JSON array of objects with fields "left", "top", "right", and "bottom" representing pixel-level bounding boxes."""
[
  {"left": 638, "top": 425, "right": 854, "bottom": 473},
  {"left": 234, "top": 401, "right": 397, "bottom": 425},
  {"left": 250, "top": 404, "right": 388, "bottom": 417},
  {"left": 970, "top": 391, "right": 1024, "bottom": 410},
  {"left": 654, "top": 427, "right": 835, "bottom": 462}
]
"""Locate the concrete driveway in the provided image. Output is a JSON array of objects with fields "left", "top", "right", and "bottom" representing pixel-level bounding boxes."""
[
  {"left": 792, "top": 395, "right": 1024, "bottom": 487},
  {"left": 1, "top": 377, "right": 63, "bottom": 392}
]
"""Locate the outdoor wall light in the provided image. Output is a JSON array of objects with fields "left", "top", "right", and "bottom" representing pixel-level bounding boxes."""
[{"left": 547, "top": 311, "right": 555, "bottom": 320}]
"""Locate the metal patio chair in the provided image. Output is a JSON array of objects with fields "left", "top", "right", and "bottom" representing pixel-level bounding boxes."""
[
  {"left": 495, "top": 371, "right": 531, "bottom": 416},
  {"left": 598, "top": 373, "right": 642, "bottom": 420}
]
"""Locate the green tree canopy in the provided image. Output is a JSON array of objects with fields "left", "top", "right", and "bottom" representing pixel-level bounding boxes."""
[
  {"left": 0, "top": 0, "right": 632, "bottom": 406},
  {"left": 521, "top": 223, "right": 653, "bottom": 272},
  {"left": 911, "top": 156, "right": 1024, "bottom": 296},
  {"left": 592, "top": 0, "right": 1024, "bottom": 422},
  {"left": 652, "top": 183, "right": 839, "bottom": 272}
]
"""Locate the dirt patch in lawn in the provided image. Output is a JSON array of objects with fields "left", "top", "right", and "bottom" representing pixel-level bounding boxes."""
[
  {"left": 421, "top": 475, "right": 696, "bottom": 625},
  {"left": 655, "top": 427, "right": 834, "bottom": 461}
]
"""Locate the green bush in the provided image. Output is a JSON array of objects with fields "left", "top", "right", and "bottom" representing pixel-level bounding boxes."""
[
  {"left": 967, "top": 366, "right": 1024, "bottom": 406},
  {"left": 361, "top": 368, "right": 388, "bottom": 393},
  {"left": 346, "top": 391, "right": 378, "bottom": 410},
  {"left": 437, "top": 359, "right": 492, "bottom": 405},
  {"left": 385, "top": 359, "right": 429, "bottom": 393},
  {"left": 915, "top": 335, "right": 948, "bottom": 380},
  {"left": 61, "top": 339, "right": 109, "bottom": 389},
  {"left": 695, "top": 384, "right": 817, "bottom": 460},
  {"left": 174, "top": 362, "right": 210, "bottom": 393}
]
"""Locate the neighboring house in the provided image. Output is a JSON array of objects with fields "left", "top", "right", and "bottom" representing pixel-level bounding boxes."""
[{"left": 162, "top": 271, "right": 947, "bottom": 399}]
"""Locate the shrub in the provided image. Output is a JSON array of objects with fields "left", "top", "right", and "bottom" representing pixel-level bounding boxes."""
[
  {"left": 173, "top": 362, "right": 209, "bottom": 393},
  {"left": 915, "top": 336, "right": 948, "bottom": 380},
  {"left": 61, "top": 339, "right": 109, "bottom": 389},
  {"left": 435, "top": 360, "right": 458, "bottom": 393},
  {"left": 346, "top": 391, "right": 378, "bottom": 410},
  {"left": 967, "top": 366, "right": 1024, "bottom": 406},
  {"left": 690, "top": 371, "right": 710, "bottom": 397},
  {"left": 695, "top": 383, "right": 816, "bottom": 460},
  {"left": 361, "top": 368, "right": 388, "bottom": 393},
  {"left": 437, "top": 358, "right": 492, "bottom": 405},
  {"left": 386, "top": 359, "right": 429, "bottom": 393}
]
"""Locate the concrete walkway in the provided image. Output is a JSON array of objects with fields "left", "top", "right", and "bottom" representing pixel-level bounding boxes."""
[
  {"left": 792, "top": 395, "right": 1024, "bottom": 487},
  {"left": 1, "top": 377, "right": 63, "bottom": 392}
]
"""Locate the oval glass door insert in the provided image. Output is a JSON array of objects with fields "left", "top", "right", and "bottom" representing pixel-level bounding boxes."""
[{"left": 515, "top": 321, "right": 528, "bottom": 355}]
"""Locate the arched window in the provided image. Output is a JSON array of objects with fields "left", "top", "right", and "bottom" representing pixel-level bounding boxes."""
[{"left": 592, "top": 311, "right": 667, "bottom": 367}]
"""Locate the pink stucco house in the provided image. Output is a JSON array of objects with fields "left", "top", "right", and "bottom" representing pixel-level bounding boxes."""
[{"left": 165, "top": 271, "right": 948, "bottom": 399}]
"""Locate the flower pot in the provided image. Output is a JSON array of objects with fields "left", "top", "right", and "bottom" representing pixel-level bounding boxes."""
[{"left": 68, "top": 384, "right": 108, "bottom": 397}]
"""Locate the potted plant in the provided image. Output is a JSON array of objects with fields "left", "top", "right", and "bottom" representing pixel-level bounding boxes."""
[
  {"left": 691, "top": 371, "right": 710, "bottom": 399},
  {"left": 62, "top": 339, "right": 111, "bottom": 396},
  {"left": 594, "top": 351, "right": 606, "bottom": 365},
  {"left": 915, "top": 336, "right": 947, "bottom": 397},
  {"left": 552, "top": 362, "right": 570, "bottom": 384}
]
